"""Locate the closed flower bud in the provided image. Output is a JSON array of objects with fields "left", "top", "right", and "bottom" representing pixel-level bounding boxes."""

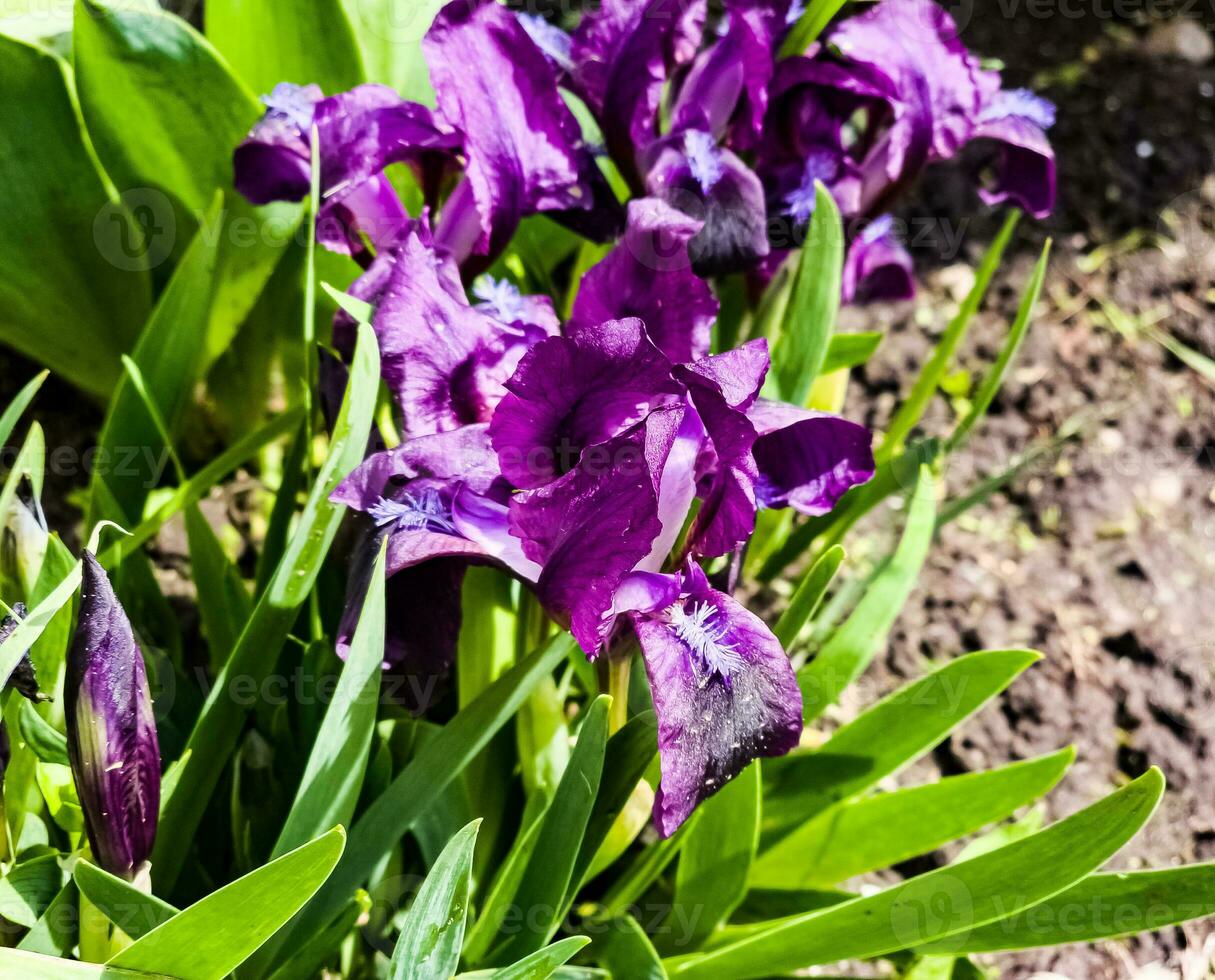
[{"left": 66, "top": 553, "right": 160, "bottom": 881}]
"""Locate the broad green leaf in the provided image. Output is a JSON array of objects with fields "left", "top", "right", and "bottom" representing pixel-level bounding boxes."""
[
  {"left": 598, "top": 812, "right": 702, "bottom": 920},
  {"left": 880, "top": 211, "right": 1020, "bottom": 460},
  {"left": 765, "top": 650, "right": 1041, "bottom": 835},
  {"left": 0, "top": 853, "right": 61, "bottom": 928},
  {"left": 780, "top": 0, "right": 848, "bottom": 56},
  {"left": 569, "top": 709, "right": 658, "bottom": 898},
  {"left": 264, "top": 894, "right": 368, "bottom": 980},
  {"left": 17, "top": 699, "right": 68, "bottom": 766},
  {"left": 73, "top": 860, "right": 178, "bottom": 940},
  {"left": 772, "top": 183, "right": 843, "bottom": 406},
  {"left": 490, "top": 937, "right": 592, "bottom": 980},
  {"left": 0, "top": 36, "right": 148, "bottom": 396},
  {"left": 674, "top": 763, "right": 761, "bottom": 949},
  {"left": 493, "top": 697, "right": 611, "bottom": 963},
  {"left": 390, "top": 820, "right": 481, "bottom": 980},
  {"left": 16, "top": 879, "right": 77, "bottom": 955},
  {"left": 184, "top": 504, "right": 252, "bottom": 668},
  {"left": 0, "top": 371, "right": 48, "bottom": 452},
  {"left": 154, "top": 325, "right": 379, "bottom": 889},
  {"left": 73, "top": 0, "right": 296, "bottom": 364},
  {"left": 949, "top": 241, "right": 1051, "bottom": 451},
  {"left": 340, "top": 0, "right": 443, "bottom": 101},
  {"left": 773, "top": 545, "right": 844, "bottom": 649},
  {"left": 0, "top": 949, "right": 167, "bottom": 978},
  {"left": 288, "top": 634, "right": 577, "bottom": 948},
  {"left": 753, "top": 748, "right": 1075, "bottom": 889},
  {"left": 666, "top": 770, "right": 1165, "bottom": 978},
  {"left": 207, "top": 0, "right": 364, "bottom": 96},
  {"left": 798, "top": 465, "right": 936, "bottom": 720},
  {"left": 465, "top": 793, "right": 551, "bottom": 965},
  {"left": 593, "top": 915, "right": 665, "bottom": 980},
  {"left": 89, "top": 196, "right": 224, "bottom": 525},
  {"left": 109, "top": 828, "right": 345, "bottom": 979},
  {"left": 821, "top": 332, "right": 882, "bottom": 374},
  {"left": 917, "top": 863, "right": 1215, "bottom": 953},
  {"left": 274, "top": 542, "right": 386, "bottom": 859}
]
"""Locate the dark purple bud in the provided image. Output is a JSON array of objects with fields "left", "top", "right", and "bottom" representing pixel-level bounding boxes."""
[{"left": 66, "top": 554, "right": 160, "bottom": 881}]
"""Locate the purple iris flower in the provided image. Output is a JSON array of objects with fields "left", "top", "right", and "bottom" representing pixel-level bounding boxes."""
[
  {"left": 841, "top": 214, "right": 916, "bottom": 305},
  {"left": 613, "top": 562, "right": 802, "bottom": 836},
  {"left": 234, "top": 83, "right": 461, "bottom": 262},
  {"left": 354, "top": 226, "right": 558, "bottom": 439},
  {"left": 759, "top": 0, "right": 1056, "bottom": 222},
  {"left": 234, "top": 1, "right": 598, "bottom": 272},
  {"left": 331, "top": 425, "right": 541, "bottom": 709},
  {"left": 489, "top": 321, "right": 874, "bottom": 654},
  {"left": 67, "top": 554, "right": 161, "bottom": 881}
]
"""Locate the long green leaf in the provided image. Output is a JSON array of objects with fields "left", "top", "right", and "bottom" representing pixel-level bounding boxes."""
[
  {"left": 880, "top": 211, "right": 1020, "bottom": 460},
  {"left": 780, "top": 0, "right": 848, "bottom": 56},
  {"left": 0, "top": 371, "right": 48, "bottom": 452},
  {"left": 917, "top": 863, "right": 1215, "bottom": 953},
  {"left": 390, "top": 820, "right": 481, "bottom": 980},
  {"left": 752, "top": 749, "right": 1075, "bottom": 889},
  {"left": 569, "top": 709, "right": 658, "bottom": 898},
  {"left": 798, "top": 465, "right": 935, "bottom": 720},
  {"left": 592, "top": 915, "right": 665, "bottom": 980},
  {"left": 667, "top": 770, "right": 1165, "bottom": 978},
  {"left": 772, "top": 183, "right": 843, "bottom": 406},
  {"left": 765, "top": 649, "right": 1041, "bottom": 835},
  {"left": 0, "top": 854, "right": 60, "bottom": 928},
  {"left": 274, "top": 542, "right": 386, "bottom": 858},
  {"left": 821, "top": 332, "right": 882, "bottom": 374},
  {"left": 674, "top": 763, "right": 761, "bottom": 949},
  {"left": 773, "top": 545, "right": 844, "bottom": 649},
  {"left": 490, "top": 937, "right": 592, "bottom": 980},
  {"left": 73, "top": 860, "right": 178, "bottom": 940},
  {"left": 0, "top": 35, "right": 150, "bottom": 397},
  {"left": 153, "top": 324, "right": 379, "bottom": 889},
  {"left": 0, "top": 949, "right": 167, "bottom": 978},
  {"left": 207, "top": 0, "right": 364, "bottom": 95},
  {"left": 465, "top": 793, "right": 551, "bottom": 965},
  {"left": 109, "top": 828, "right": 345, "bottom": 980},
  {"left": 184, "top": 504, "right": 252, "bottom": 667},
  {"left": 493, "top": 697, "right": 611, "bottom": 963},
  {"left": 949, "top": 241, "right": 1051, "bottom": 451},
  {"left": 288, "top": 634, "right": 577, "bottom": 948},
  {"left": 89, "top": 196, "right": 223, "bottom": 525}
]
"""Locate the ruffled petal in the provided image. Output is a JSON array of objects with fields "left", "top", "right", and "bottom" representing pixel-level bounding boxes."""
[
  {"left": 570, "top": 0, "right": 707, "bottom": 175},
  {"left": 972, "top": 88, "right": 1057, "bottom": 219},
  {"left": 511, "top": 407, "right": 685, "bottom": 654},
  {"left": 627, "top": 580, "right": 802, "bottom": 836},
  {"left": 643, "top": 131, "right": 770, "bottom": 276},
  {"left": 233, "top": 82, "right": 323, "bottom": 205},
  {"left": 371, "top": 230, "right": 546, "bottom": 436},
  {"left": 747, "top": 401, "right": 875, "bottom": 513},
  {"left": 424, "top": 0, "right": 590, "bottom": 265},
  {"left": 841, "top": 214, "right": 916, "bottom": 304},
  {"left": 489, "top": 318, "right": 679, "bottom": 489},
  {"left": 571, "top": 198, "right": 718, "bottom": 362}
]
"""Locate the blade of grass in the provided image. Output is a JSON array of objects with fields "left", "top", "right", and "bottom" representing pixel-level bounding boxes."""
[
  {"left": 948, "top": 241, "right": 1051, "bottom": 453},
  {"left": 0, "top": 371, "right": 47, "bottom": 452},
  {"left": 773, "top": 545, "right": 845, "bottom": 649},
  {"left": 780, "top": 0, "right": 848, "bottom": 56},
  {"left": 153, "top": 324, "right": 379, "bottom": 890},
  {"left": 880, "top": 211, "right": 1020, "bottom": 461}
]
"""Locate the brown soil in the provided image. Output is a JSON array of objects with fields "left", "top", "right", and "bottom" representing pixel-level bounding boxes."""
[{"left": 836, "top": 4, "right": 1215, "bottom": 977}]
